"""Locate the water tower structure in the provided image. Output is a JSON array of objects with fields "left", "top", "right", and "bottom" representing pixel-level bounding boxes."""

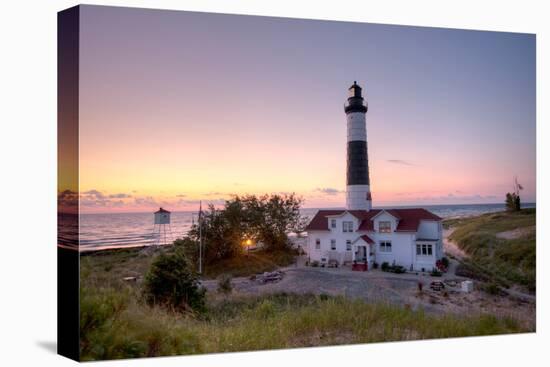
[{"left": 153, "top": 207, "right": 173, "bottom": 245}]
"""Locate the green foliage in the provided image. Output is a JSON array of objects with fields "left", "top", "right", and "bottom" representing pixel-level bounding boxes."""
[
  {"left": 505, "top": 192, "right": 521, "bottom": 212},
  {"left": 380, "top": 262, "right": 405, "bottom": 273},
  {"left": 203, "top": 249, "right": 294, "bottom": 279},
  {"left": 441, "top": 257, "right": 450, "bottom": 268},
  {"left": 186, "top": 194, "right": 304, "bottom": 263},
  {"left": 482, "top": 282, "right": 501, "bottom": 296},
  {"left": 142, "top": 247, "right": 206, "bottom": 313},
  {"left": 217, "top": 274, "right": 233, "bottom": 295},
  {"left": 430, "top": 268, "right": 443, "bottom": 277},
  {"left": 449, "top": 209, "right": 535, "bottom": 292},
  {"left": 80, "top": 286, "right": 203, "bottom": 361},
  {"left": 80, "top": 286, "right": 130, "bottom": 356},
  {"left": 80, "top": 290, "right": 526, "bottom": 360}
]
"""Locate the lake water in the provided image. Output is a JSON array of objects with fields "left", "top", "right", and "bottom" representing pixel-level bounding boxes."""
[{"left": 60, "top": 203, "right": 535, "bottom": 251}]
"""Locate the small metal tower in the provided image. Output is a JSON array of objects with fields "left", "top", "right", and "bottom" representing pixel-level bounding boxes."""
[{"left": 153, "top": 207, "right": 174, "bottom": 245}]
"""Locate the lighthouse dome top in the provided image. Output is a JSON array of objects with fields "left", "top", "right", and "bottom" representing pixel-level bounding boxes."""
[
  {"left": 348, "top": 81, "right": 363, "bottom": 98},
  {"left": 345, "top": 81, "right": 368, "bottom": 114}
]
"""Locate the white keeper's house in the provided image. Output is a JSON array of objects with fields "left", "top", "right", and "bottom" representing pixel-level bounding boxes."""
[{"left": 305, "top": 82, "right": 443, "bottom": 272}]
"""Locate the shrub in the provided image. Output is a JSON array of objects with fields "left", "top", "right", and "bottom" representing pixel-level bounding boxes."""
[
  {"left": 186, "top": 193, "right": 305, "bottom": 257},
  {"left": 483, "top": 282, "right": 500, "bottom": 295},
  {"left": 392, "top": 265, "right": 406, "bottom": 274},
  {"left": 142, "top": 248, "right": 206, "bottom": 313},
  {"left": 441, "top": 256, "right": 450, "bottom": 268},
  {"left": 256, "top": 299, "right": 276, "bottom": 319},
  {"left": 381, "top": 262, "right": 389, "bottom": 271},
  {"left": 372, "top": 262, "right": 379, "bottom": 269},
  {"left": 430, "top": 268, "right": 443, "bottom": 277},
  {"left": 217, "top": 274, "right": 233, "bottom": 295},
  {"left": 311, "top": 260, "right": 319, "bottom": 267}
]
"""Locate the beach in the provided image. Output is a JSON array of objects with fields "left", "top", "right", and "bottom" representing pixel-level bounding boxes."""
[{"left": 65, "top": 203, "right": 536, "bottom": 252}]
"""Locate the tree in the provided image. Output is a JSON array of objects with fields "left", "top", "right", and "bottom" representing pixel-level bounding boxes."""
[
  {"left": 232, "top": 193, "right": 304, "bottom": 252},
  {"left": 185, "top": 204, "right": 244, "bottom": 263},
  {"left": 142, "top": 247, "right": 206, "bottom": 313},
  {"left": 185, "top": 193, "right": 305, "bottom": 264},
  {"left": 505, "top": 176, "right": 523, "bottom": 212}
]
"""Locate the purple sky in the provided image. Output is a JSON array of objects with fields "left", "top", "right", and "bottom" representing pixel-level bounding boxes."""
[{"left": 77, "top": 5, "right": 536, "bottom": 212}]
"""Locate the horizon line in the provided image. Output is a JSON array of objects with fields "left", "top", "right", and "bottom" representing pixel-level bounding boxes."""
[{"left": 71, "top": 201, "right": 537, "bottom": 215}]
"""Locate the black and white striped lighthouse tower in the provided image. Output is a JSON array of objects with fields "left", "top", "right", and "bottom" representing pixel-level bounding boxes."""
[{"left": 344, "top": 81, "right": 372, "bottom": 211}]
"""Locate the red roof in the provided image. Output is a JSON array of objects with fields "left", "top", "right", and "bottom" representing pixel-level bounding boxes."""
[
  {"left": 306, "top": 208, "right": 441, "bottom": 232},
  {"left": 305, "top": 210, "right": 348, "bottom": 231},
  {"left": 360, "top": 234, "right": 375, "bottom": 244},
  {"left": 155, "top": 207, "right": 171, "bottom": 214}
]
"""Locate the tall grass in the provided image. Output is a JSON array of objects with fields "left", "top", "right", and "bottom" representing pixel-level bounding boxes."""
[
  {"left": 448, "top": 209, "right": 535, "bottom": 292},
  {"left": 80, "top": 288, "right": 526, "bottom": 361},
  {"left": 201, "top": 250, "right": 295, "bottom": 278}
]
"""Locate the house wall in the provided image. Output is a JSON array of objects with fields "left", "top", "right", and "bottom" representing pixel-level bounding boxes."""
[
  {"left": 372, "top": 212, "right": 399, "bottom": 232},
  {"left": 154, "top": 212, "right": 170, "bottom": 224},
  {"left": 417, "top": 220, "right": 439, "bottom": 239},
  {"left": 413, "top": 241, "right": 438, "bottom": 271},
  {"left": 306, "top": 212, "right": 360, "bottom": 263},
  {"left": 306, "top": 212, "right": 443, "bottom": 272},
  {"left": 368, "top": 231, "right": 416, "bottom": 269}
]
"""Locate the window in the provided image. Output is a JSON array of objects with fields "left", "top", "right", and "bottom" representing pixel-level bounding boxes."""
[
  {"left": 379, "top": 221, "right": 391, "bottom": 233},
  {"left": 379, "top": 241, "right": 392, "bottom": 253},
  {"left": 315, "top": 239, "right": 321, "bottom": 250},
  {"left": 330, "top": 219, "right": 336, "bottom": 229},
  {"left": 416, "top": 243, "right": 433, "bottom": 256},
  {"left": 346, "top": 240, "right": 352, "bottom": 251},
  {"left": 331, "top": 239, "right": 336, "bottom": 250},
  {"left": 343, "top": 221, "right": 353, "bottom": 232}
]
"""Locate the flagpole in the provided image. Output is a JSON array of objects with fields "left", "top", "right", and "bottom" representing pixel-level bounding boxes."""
[{"left": 199, "top": 201, "right": 202, "bottom": 274}]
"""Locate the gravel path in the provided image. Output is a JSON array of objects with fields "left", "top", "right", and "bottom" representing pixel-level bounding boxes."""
[
  {"left": 202, "top": 263, "right": 535, "bottom": 325},
  {"left": 203, "top": 266, "right": 456, "bottom": 313},
  {"left": 443, "top": 228, "right": 468, "bottom": 260}
]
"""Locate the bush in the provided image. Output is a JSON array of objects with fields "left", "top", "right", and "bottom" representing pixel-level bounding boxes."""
[
  {"left": 311, "top": 260, "right": 319, "bottom": 267},
  {"left": 142, "top": 248, "right": 206, "bottom": 313},
  {"left": 392, "top": 265, "right": 406, "bottom": 274},
  {"left": 441, "top": 256, "right": 450, "bottom": 268},
  {"left": 186, "top": 193, "right": 305, "bottom": 258},
  {"left": 455, "top": 262, "right": 489, "bottom": 282},
  {"left": 431, "top": 268, "right": 443, "bottom": 277},
  {"left": 483, "top": 282, "right": 501, "bottom": 295},
  {"left": 380, "top": 262, "right": 405, "bottom": 274},
  {"left": 217, "top": 274, "right": 233, "bottom": 295},
  {"left": 372, "top": 262, "right": 379, "bottom": 269}
]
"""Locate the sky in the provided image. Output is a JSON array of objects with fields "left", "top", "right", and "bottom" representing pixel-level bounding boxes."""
[{"left": 74, "top": 5, "right": 536, "bottom": 213}]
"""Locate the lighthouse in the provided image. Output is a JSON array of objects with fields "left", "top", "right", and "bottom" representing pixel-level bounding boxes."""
[{"left": 344, "top": 81, "right": 372, "bottom": 211}]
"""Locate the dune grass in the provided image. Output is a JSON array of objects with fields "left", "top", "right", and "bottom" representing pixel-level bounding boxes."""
[
  {"left": 447, "top": 209, "right": 535, "bottom": 292},
  {"left": 201, "top": 250, "right": 295, "bottom": 279},
  {"left": 80, "top": 246, "right": 295, "bottom": 287},
  {"left": 80, "top": 285, "right": 526, "bottom": 361}
]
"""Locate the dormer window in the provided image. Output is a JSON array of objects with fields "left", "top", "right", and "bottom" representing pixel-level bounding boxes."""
[
  {"left": 330, "top": 219, "right": 336, "bottom": 229},
  {"left": 379, "top": 221, "right": 391, "bottom": 233},
  {"left": 343, "top": 221, "right": 353, "bottom": 232}
]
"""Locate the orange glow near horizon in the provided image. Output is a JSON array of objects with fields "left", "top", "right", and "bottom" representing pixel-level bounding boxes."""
[{"left": 74, "top": 6, "right": 536, "bottom": 213}]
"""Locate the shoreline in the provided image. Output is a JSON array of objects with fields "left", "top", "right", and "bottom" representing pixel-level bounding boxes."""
[{"left": 73, "top": 207, "right": 533, "bottom": 253}]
